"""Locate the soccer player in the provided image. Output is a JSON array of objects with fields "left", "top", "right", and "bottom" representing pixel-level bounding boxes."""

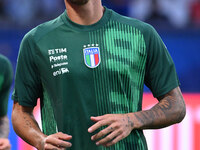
[
  {"left": 11, "top": 0, "right": 186, "bottom": 150},
  {"left": 0, "top": 54, "right": 13, "bottom": 150}
]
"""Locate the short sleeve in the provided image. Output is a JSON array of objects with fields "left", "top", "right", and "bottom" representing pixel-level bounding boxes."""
[
  {"left": 0, "top": 56, "right": 13, "bottom": 117},
  {"left": 12, "top": 33, "right": 42, "bottom": 107},
  {"left": 144, "top": 26, "right": 179, "bottom": 98}
]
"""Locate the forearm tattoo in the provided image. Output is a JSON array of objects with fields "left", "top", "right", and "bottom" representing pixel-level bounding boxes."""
[
  {"left": 134, "top": 99, "right": 173, "bottom": 129},
  {"left": 0, "top": 116, "right": 9, "bottom": 138},
  {"left": 24, "top": 115, "right": 33, "bottom": 128},
  {"left": 134, "top": 88, "right": 185, "bottom": 129}
]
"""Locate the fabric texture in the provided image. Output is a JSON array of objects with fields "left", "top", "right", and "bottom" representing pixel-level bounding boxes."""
[
  {"left": 12, "top": 7, "right": 179, "bottom": 150},
  {"left": 0, "top": 54, "right": 13, "bottom": 117}
]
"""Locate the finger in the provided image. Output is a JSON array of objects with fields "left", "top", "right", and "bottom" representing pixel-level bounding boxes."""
[
  {"left": 0, "top": 144, "right": 10, "bottom": 150},
  {"left": 90, "top": 116, "right": 104, "bottom": 122},
  {"left": 44, "top": 143, "right": 62, "bottom": 150},
  {"left": 96, "top": 130, "right": 122, "bottom": 146},
  {"left": 91, "top": 125, "right": 114, "bottom": 141},
  {"left": 88, "top": 119, "right": 111, "bottom": 133},
  {"left": 46, "top": 137, "right": 72, "bottom": 148},
  {"left": 0, "top": 145, "right": 4, "bottom": 149},
  {"left": 104, "top": 133, "right": 125, "bottom": 147},
  {"left": 56, "top": 132, "right": 72, "bottom": 141}
]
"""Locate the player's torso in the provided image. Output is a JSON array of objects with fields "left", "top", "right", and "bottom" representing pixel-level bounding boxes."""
[
  {"left": 36, "top": 22, "right": 147, "bottom": 111},
  {"left": 35, "top": 20, "right": 148, "bottom": 150}
]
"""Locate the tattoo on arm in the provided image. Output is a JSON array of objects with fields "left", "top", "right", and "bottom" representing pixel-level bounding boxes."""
[
  {"left": 0, "top": 116, "right": 9, "bottom": 138},
  {"left": 24, "top": 116, "right": 33, "bottom": 128},
  {"left": 133, "top": 87, "right": 186, "bottom": 129},
  {"left": 126, "top": 115, "right": 134, "bottom": 128}
]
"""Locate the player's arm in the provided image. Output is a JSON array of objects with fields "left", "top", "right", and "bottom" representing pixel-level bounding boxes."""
[
  {"left": 88, "top": 86, "right": 186, "bottom": 147},
  {"left": 0, "top": 116, "right": 11, "bottom": 150},
  {"left": 12, "top": 101, "right": 72, "bottom": 150},
  {"left": 132, "top": 86, "right": 186, "bottom": 129},
  {"left": 0, "top": 116, "right": 9, "bottom": 138}
]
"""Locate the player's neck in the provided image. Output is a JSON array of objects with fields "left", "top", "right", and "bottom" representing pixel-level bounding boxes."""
[{"left": 65, "top": 0, "right": 104, "bottom": 25}]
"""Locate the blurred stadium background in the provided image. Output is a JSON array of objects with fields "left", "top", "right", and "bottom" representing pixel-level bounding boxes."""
[{"left": 0, "top": 0, "right": 200, "bottom": 149}]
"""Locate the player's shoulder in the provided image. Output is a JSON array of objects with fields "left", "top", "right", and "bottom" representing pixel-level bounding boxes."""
[
  {"left": 24, "top": 12, "right": 65, "bottom": 43},
  {"left": 0, "top": 54, "right": 12, "bottom": 74},
  {"left": 110, "top": 9, "right": 155, "bottom": 36},
  {"left": 0, "top": 54, "right": 11, "bottom": 66}
]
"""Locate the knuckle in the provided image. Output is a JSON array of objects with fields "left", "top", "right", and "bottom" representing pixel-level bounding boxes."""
[
  {"left": 44, "top": 137, "right": 50, "bottom": 143},
  {"left": 106, "top": 136, "right": 112, "bottom": 141},
  {"left": 99, "top": 131, "right": 103, "bottom": 137},
  {"left": 52, "top": 140, "right": 59, "bottom": 146},
  {"left": 100, "top": 122, "right": 104, "bottom": 126},
  {"left": 117, "top": 129, "right": 123, "bottom": 134},
  {"left": 107, "top": 141, "right": 115, "bottom": 147},
  {"left": 44, "top": 143, "right": 48, "bottom": 149},
  {"left": 121, "top": 133, "right": 126, "bottom": 138},
  {"left": 115, "top": 124, "right": 120, "bottom": 128},
  {"left": 111, "top": 140, "right": 116, "bottom": 145},
  {"left": 57, "top": 141, "right": 63, "bottom": 146},
  {"left": 105, "top": 114, "right": 110, "bottom": 117},
  {"left": 97, "top": 121, "right": 101, "bottom": 126},
  {"left": 119, "top": 126, "right": 124, "bottom": 131},
  {"left": 110, "top": 118, "right": 115, "bottom": 122},
  {"left": 113, "top": 115, "right": 118, "bottom": 121}
]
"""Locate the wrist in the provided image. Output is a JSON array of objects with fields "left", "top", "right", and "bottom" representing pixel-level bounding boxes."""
[
  {"left": 0, "top": 116, "right": 10, "bottom": 138},
  {"left": 35, "top": 134, "right": 47, "bottom": 150},
  {"left": 128, "top": 112, "right": 142, "bottom": 130}
]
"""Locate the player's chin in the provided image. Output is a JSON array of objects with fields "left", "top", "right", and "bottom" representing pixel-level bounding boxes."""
[{"left": 68, "top": 0, "right": 89, "bottom": 5}]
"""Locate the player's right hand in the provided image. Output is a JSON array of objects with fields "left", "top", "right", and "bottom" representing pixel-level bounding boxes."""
[{"left": 42, "top": 132, "right": 72, "bottom": 150}]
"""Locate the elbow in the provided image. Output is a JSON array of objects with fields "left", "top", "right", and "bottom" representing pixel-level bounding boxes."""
[
  {"left": 11, "top": 101, "right": 21, "bottom": 132},
  {"left": 175, "top": 102, "right": 186, "bottom": 124},
  {"left": 11, "top": 106, "right": 17, "bottom": 132}
]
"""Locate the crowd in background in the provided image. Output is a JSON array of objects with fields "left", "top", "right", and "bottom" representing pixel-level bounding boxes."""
[
  {"left": 129, "top": 0, "right": 200, "bottom": 28},
  {"left": 0, "top": 0, "right": 200, "bottom": 29},
  {"left": 0, "top": 0, "right": 65, "bottom": 27}
]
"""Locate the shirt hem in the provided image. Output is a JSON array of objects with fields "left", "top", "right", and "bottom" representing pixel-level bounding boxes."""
[{"left": 153, "top": 82, "right": 180, "bottom": 98}]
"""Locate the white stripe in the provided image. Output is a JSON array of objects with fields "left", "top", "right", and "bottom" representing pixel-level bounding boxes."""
[
  {"left": 160, "top": 126, "right": 173, "bottom": 150},
  {"left": 90, "top": 54, "right": 95, "bottom": 67},
  {"left": 144, "top": 130, "right": 155, "bottom": 150},
  {"left": 178, "top": 107, "right": 193, "bottom": 150},
  {"left": 196, "top": 106, "right": 200, "bottom": 122}
]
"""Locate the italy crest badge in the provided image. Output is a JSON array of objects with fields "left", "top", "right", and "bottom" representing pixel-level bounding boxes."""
[{"left": 83, "top": 45, "right": 101, "bottom": 68}]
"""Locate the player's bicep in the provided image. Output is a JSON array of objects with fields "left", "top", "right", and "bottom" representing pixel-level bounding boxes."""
[
  {"left": 12, "top": 34, "right": 42, "bottom": 107},
  {"left": 144, "top": 25, "right": 179, "bottom": 98}
]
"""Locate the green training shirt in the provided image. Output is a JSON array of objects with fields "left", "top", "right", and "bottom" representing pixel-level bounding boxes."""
[
  {"left": 0, "top": 54, "right": 13, "bottom": 117},
  {"left": 12, "top": 7, "right": 179, "bottom": 150}
]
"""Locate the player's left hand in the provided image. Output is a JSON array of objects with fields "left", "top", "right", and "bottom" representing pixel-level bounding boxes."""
[
  {"left": 88, "top": 113, "right": 134, "bottom": 147},
  {"left": 0, "top": 138, "right": 11, "bottom": 150}
]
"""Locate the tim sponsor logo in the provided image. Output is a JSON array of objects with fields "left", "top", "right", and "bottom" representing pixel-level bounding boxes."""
[{"left": 47, "top": 47, "right": 70, "bottom": 77}]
